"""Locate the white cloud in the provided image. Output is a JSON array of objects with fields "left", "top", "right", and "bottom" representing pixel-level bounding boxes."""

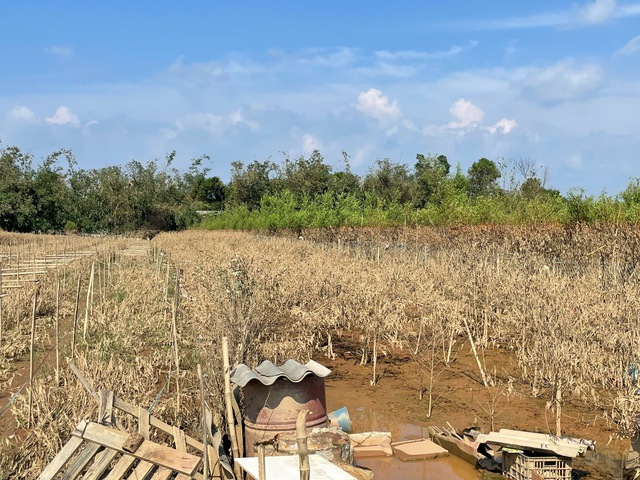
[
  {"left": 375, "top": 41, "right": 478, "bottom": 61},
  {"left": 355, "top": 88, "right": 402, "bottom": 126},
  {"left": 302, "top": 133, "right": 322, "bottom": 154},
  {"left": 447, "top": 98, "right": 485, "bottom": 129},
  {"left": 6, "top": 105, "right": 37, "bottom": 123},
  {"left": 616, "top": 35, "right": 640, "bottom": 56},
  {"left": 487, "top": 118, "right": 518, "bottom": 134},
  {"left": 568, "top": 154, "right": 584, "bottom": 169},
  {"left": 173, "top": 109, "right": 259, "bottom": 138},
  {"left": 458, "top": 0, "right": 640, "bottom": 30},
  {"left": 579, "top": 0, "right": 617, "bottom": 24},
  {"left": 45, "top": 106, "right": 80, "bottom": 126},
  {"left": 520, "top": 60, "right": 604, "bottom": 103},
  {"left": 45, "top": 45, "right": 74, "bottom": 57}
]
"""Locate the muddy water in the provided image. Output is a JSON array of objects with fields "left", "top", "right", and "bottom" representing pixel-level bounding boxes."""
[{"left": 348, "top": 407, "right": 482, "bottom": 480}]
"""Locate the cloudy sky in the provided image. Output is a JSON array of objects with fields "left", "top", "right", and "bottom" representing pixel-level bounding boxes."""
[{"left": 1, "top": 1, "right": 639, "bottom": 194}]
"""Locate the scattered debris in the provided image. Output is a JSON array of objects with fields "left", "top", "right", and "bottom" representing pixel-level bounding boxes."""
[{"left": 391, "top": 438, "right": 449, "bottom": 461}]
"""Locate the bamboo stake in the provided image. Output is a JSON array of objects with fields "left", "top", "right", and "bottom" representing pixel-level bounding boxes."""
[
  {"left": 222, "top": 337, "right": 241, "bottom": 478},
  {"left": 171, "top": 271, "right": 181, "bottom": 417},
  {"left": 83, "top": 262, "right": 95, "bottom": 341},
  {"left": 198, "top": 364, "right": 209, "bottom": 480},
  {"left": 72, "top": 276, "right": 81, "bottom": 359},
  {"left": 28, "top": 289, "right": 38, "bottom": 428},
  {"left": 556, "top": 379, "right": 562, "bottom": 437},
  {"left": 55, "top": 276, "right": 60, "bottom": 386},
  {"left": 296, "top": 409, "right": 310, "bottom": 480},
  {"left": 462, "top": 316, "right": 488, "bottom": 387},
  {"left": 257, "top": 445, "right": 266, "bottom": 480}
]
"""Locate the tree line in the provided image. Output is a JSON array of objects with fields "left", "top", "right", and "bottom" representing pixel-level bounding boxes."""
[{"left": 2, "top": 141, "right": 640, "bottom": 233}]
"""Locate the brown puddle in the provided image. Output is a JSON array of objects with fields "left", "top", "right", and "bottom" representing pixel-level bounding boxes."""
[{"left": 348, "top": 407, "right": 482, "bottom": 480}]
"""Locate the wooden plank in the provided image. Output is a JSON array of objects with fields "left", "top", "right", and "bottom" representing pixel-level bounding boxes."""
[
  {"left": 138, "top": 407, "right": 150, "bottom": 439},
  {"left": 83, "top": 449, "right": 119, "bottom": 480},
  {"left": 126, "top": 460, "right": 155, "bottom": 480},
  {"left": 60, "top": 443, "right": 102, "bottom": 480},
  {"left": 38, "top": 437, "right": 84, "bottom": 480},
  {"left": 104, "top": 455, "right": 137, "bottom": 480},
  {"left": 173, "top": 426, "right": 187, "bottom": 452},
  {"left": 149, "top": 467, "right": 173, "bottom": 480},
  {"left": 114, "top": 397, "right": 205, "bottom": 452},
  {"left": 68, "top": 363, "right": 100, "bottom": 401},
  {"left": 72, "top": 421, "right": 201, "bottom": 475}
]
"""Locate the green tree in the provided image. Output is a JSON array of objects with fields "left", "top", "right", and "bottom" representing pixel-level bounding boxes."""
[
  {"left": 0, "top": 145, "right": 36, "bottom": 231},
  {"left": 274, "top": 150, "right": 332, "bottom": 200},
  {"left": 468, "top": 158, "right": 501, "bottom": 198},
  {"left": 414, "top": 153, "right": 451, "bottom": 206},
  {"left": 363, "top": 158, "right": 416, "bottom": 205},
  {"left": 328, "top": 151, "right": 360, "bottom": 196},
  {"left": 228, "top": 160, "right": 274, "bottom": 210}
]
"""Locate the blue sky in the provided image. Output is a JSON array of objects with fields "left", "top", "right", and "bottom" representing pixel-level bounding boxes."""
[{"left": 1, "top": 1, "right": 639, "bottom": 195}]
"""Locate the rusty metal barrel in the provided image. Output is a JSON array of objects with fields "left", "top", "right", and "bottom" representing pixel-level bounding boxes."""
[{"left": 230, "top": 359, "right": 331, "bottom": 456}]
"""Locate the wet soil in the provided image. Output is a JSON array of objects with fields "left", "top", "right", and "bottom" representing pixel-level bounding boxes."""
[{"left": 319, "top": 335, "right": 628, "bottom": 480}]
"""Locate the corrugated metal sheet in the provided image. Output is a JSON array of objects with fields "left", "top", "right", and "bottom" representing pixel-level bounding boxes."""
[
  {"left": 230, "top": 359, "right": 331, "bottom": 387},
  {"left": 476, "top": 429, "right": 595, "bottom": 458}
]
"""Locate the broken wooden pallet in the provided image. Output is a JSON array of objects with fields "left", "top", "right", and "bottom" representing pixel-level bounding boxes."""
[{"left": 38, "top": 420, "right": 202, "bottom": 480}]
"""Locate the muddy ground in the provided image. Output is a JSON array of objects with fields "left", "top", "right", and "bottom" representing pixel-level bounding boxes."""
[{"left": 321, "top": 334, "right": 627, "bottom": 479}]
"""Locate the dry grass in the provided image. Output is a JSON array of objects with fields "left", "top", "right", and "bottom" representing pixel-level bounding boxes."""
[{"left": 2, "top": 225, "right": 640, "bottom": 478}]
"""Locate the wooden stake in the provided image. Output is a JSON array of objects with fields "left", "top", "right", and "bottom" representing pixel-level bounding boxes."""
[
  {"left": 296, "top": 409, "right": 310, "bottom": 480},
  {"left": 83, "top": 262, "right": 95, "bottom": 341},
  {"left": 28, "top": 289, "right": 38, "bottom": 428},
  {"left": 198, "top": 364, "right": 209, "bottom": 480},
  {"left": 556, "top": 379, "right": 562, "bottom": 437},
  {"left": 462, "top": 316, "right": 488, "bottom": 387},
  {"left": 72, "top": 276, "right": 81, "bottom": 359},
  {"left": 55, "top": 276, "right": 61, "bottom": 386},
  {"left": 171, "top": 271, "right": 181, "bottom": 417},
  {"left": 222, "top": 337, "right": 241, "bottom": 478},
  {"left": 258, "top": 444, "right": 266, "bottom": 480}
]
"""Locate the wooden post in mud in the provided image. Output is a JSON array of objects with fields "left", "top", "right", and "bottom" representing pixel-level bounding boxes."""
[
  {"left": 198, "top": 364, "right": 209, "bottom": 480},
  {"left": 71, "top": 275, "right": 81, "bottom": 359},
  {"left": 28, "top": 288, "right": 38, "bottom": 428},
  {"left": 55, "top": 276, "right": 60, "bottom": 386},
  {"left": 222, "top": 337, "right": 241, "bottom": 479},
  {"left": 296, "top": 409, "right": 310, "bottom": 480}
]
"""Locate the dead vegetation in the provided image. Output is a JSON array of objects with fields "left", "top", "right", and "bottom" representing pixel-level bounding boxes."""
[{"left": 2, "top": 225, "right": 640, "bottom": 478}]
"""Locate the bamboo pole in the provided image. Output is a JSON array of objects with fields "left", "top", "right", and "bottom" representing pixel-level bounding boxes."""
[
  {"left": 83, "top": 262, "right": 95, "bottom": 341},
  {"left": 222, "top": 337, "right": 241, "bottom": 478},
  {"left": 257, "top": 445, "right": 266, "bottom": 480},
  {"left": 296, "top": 409, "right": 310, "bottom": 480},
  {"left": 462, "top": 316, "right": 489, "bottom": 387},
  {"left": 198, "top": 364, "right": 209, "bottom": 480},
  {"left": 28, "top": 289, "right": 38, "bottom": 428},
  {"left": 71, "top": 276, "right": 81, "bottom": 359},
  {"left": 55, "top": 276, "right": 60, "bottom": 386},
  {"left": 171, "top": 269, "right": 181, "bottom": 417},
  {"left": 556, "top": 379, "right": 562, "bottom": 437}
]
